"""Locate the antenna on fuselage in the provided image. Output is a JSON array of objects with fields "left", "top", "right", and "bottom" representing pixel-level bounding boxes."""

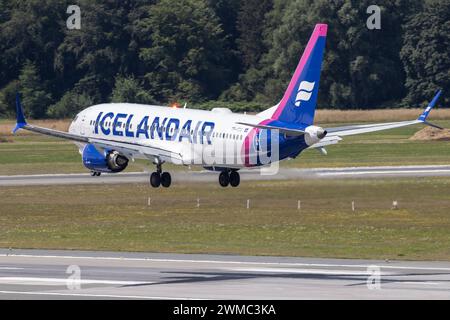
[{"left": 183, "top": 103, "right": 187, "bottom": 109}]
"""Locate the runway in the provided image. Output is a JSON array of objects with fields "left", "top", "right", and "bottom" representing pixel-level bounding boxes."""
[
  {"left": 0, "top": 249, "right": 449, "bottom": 299},
  {"left": 1, "top": 165, "right": 450, "bottom": 186}
]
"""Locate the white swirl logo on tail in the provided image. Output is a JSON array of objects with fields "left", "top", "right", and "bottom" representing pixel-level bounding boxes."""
[{"left": 295, "top": 81, "right": 315, "bottom": 107}]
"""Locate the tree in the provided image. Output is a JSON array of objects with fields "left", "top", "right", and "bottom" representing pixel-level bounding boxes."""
[
  {"left": 111, "top": 75, "right": 155, "bottom": 104},
  {"left": 18, "top": 61, "right": 52, "bottom": 118},
  {"left": 137, "top": 0, "right": 232, "bottom": 102},
  {"left": 240, "top": 0, "right": 421, "bottom": 108},
  {"left": 46, "top": 90, "right": 93, "bottom": 119},
  {"left": 54, "top": 0, "right": 150, "bottom": 103},
  {"left": 0, "top": 80, "right": 19, "bottom": 118},
  {"left": 0, "top": 0, "right": 66, "bottom": 89},
  {"left": 236, "top": 0, "right": 272, "bottom": 69},
  {"left": 208, "top": 0, "right": 242, "bottom": 80},
  {"left": 400, "top": 0, "right": 450, "bottom": 107},
  {"left": 220, "top": 0, "right": 273, "bottom": 101}
]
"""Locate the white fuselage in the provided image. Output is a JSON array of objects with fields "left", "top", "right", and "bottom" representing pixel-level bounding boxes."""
[{"left": 68, "top": 103, "right": 269, "bottom": 169}]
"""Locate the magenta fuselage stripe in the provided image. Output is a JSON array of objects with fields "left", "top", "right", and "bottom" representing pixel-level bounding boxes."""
[
  {"left": 242, "top": 119, "right": 272, "bottom": 167},
  {"left": 272, "top": 25, "right": 327, "bottom": 120}
]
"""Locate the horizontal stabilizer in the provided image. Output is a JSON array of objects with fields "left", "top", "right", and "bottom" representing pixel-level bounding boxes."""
[
  {"left": 308, "top": 136, "right": 342, "bottom": 149},
  {"left": 236, "top": 121, "right": 305, "bottom": 136}
]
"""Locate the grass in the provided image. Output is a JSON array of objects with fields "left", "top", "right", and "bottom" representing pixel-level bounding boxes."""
[{"left": 1, "top": 178, "right": 450, "bottom": 260}]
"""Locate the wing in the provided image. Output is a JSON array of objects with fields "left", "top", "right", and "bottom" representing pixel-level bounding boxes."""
[
  {"left": 12, "top": 94, "right": 183, "bottom": 162},
  {"left": 325, "top": 119, "right": 422, "bottom": 137},
  {"left": 308, "top": 90, "right": 443, "bottom": 149},
  {"left": 310, "top": 91, "right": 443, "bottom": 148}
]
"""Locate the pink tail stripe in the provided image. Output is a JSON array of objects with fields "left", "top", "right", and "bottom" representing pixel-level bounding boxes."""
[
  {"left": 242, "top": 119, "right": 271, "bottom": 167},
  {"left": 272, "top": 24, "right": 328, "bottom": 120}
]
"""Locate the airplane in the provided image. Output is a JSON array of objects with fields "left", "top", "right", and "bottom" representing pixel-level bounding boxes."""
[{"left": 12, "top": 23, "right": 443, "bottom": 188}]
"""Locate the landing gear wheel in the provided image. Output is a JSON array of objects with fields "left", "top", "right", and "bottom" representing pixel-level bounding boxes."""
[
  {"left": 229, "top": 171, "right": 240, "bottom": 187},
  {"left": 150, "top": 172, "right": 161, "bottom": 188},
  {"left": 219, "top": 171, "right": 230, "bottom": 187},
  {"left": 91, "top": 171, "right": 101, "bottom": 177},
  {"left": 160, "top": 172, "right": 172, "bottom": 188}
]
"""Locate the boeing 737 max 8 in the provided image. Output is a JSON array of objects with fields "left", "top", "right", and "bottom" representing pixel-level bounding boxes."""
[{"left": 12, "top": 24, "right": 443, "bottom": 188}]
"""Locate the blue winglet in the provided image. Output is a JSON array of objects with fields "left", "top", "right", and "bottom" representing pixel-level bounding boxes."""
[
  {"left": 12, "top": 93, "right": 27, "bottom": 134},
  {"left": 418, "top": 90, "right": 442, "bottom": 122}
]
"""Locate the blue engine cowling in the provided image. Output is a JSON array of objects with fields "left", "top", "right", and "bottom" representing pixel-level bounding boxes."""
[{"left": 82, "top": 144, "right": 129, "bottom": 173}]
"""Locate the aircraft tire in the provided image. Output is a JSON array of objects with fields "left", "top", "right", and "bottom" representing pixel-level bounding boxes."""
[
  {"left": 161, "top": 172, "right": 172, "bottom": 188},
  {"left": 219, "top": 171, "right": 230, "bottom": 187},
  {"left": 150, "top": 172, "right": 161, "bottom": 188},
  {"left": 229, "top": 171, "right": 240, "bottom": 187}
]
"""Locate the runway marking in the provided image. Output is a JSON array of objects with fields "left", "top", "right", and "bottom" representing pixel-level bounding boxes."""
[
  {"left": 0, "top": 276, "right": 149, "bottom": 286},
  {"left": 318, "top": 169, "right": 450, "bottom": 176},
  {"left": 0, "top": 290, "right": 197, "bottom": 300},
  {"left": 401, "top": 282, "right": 441, "bottom": 286},
  {"left": 0, "top": 267, "right": 24, "bottom": 270},
  {"left": 0, "top": 172, "right": 146, "bottom": 179},
  {"left": 2, "top": 253, "right": 450, "bottom": 272}
]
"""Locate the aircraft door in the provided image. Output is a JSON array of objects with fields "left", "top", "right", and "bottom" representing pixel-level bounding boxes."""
[{"left": 80, "top": 114, "right": 87, "bottom": 136}]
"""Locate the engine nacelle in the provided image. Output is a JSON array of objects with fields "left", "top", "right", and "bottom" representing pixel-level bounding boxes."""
[
  {"left": 304, "top": 125, "right": 327, "bottom": 146},
  {"left": 82, "top": 144, "right": 129, "bottom": 173}
]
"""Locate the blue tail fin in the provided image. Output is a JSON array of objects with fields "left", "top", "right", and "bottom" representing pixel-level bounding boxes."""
[{"left": 271, "top": 24, "right": 327, "bottom": 126}]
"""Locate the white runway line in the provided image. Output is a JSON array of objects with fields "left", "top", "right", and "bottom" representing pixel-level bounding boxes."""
[
  {"left": 400, "top": 282, "right": 441, "bottom": 286},
  {"left": 2, "top": 253, "right": 450, "bottom": 272},
  {"left": 318, "top": 169, "right": 450, "bottom": 176},
  {"left": 0, "top": 290, "right": 197, "bottom": 300},
  {"left": 0, "top": 172, "right": 146, "bottom": 179},
  {"left": 0, "top": 277, "right": 149, "bottom": 286}
]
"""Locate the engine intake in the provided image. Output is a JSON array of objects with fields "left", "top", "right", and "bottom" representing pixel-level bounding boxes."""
[
  {"left": 82, "top": 144, "right": 129, "bottom": 173},
  {"left": 106, "top": 151, "right": 129, "bottom": 172}
]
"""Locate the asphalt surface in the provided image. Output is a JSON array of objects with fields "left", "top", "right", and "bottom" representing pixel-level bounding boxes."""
[
  {"left": 0, "top": 249, "right": 449, "bottom": 299},
  {"left": 1, "top": 165, "right": 450, "bottom": 186}
]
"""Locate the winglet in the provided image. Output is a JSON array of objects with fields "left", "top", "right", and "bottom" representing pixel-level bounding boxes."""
[
  {"left": 12, "top": 93, "right": 27, "bottom": 134},
  {"left": 418, "top": 90, "right": 442, "bottom": 122}
]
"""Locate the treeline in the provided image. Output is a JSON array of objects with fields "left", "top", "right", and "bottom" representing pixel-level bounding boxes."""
[{"left": 0, "top": 0, "right": 448, "bottom": 119}]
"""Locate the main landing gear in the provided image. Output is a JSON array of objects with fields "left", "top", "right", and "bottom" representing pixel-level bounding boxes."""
[
  {"left": 150, "top": 162, "right": 172, "bottom": 188},
  {"left": 90, "top": 171, "right": 101, "bottom": 177},
  {"left": 219, "top": 170, "right": 240, "bottom": 187}
]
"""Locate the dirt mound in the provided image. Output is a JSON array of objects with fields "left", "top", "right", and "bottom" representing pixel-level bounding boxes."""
[{"left": 410, "top": 126, "right": 450, "bottom": 141}]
